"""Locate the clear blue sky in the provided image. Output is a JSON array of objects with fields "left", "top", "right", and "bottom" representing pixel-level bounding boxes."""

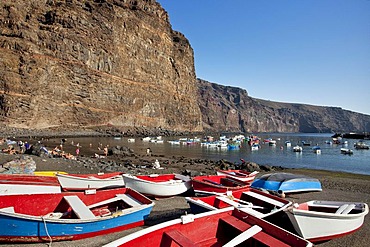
[{"left": 157, "top": 0, "right": 370, "bottom": 115}]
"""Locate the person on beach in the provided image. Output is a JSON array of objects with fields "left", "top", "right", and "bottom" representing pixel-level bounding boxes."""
[
  {"left": 146, "top": 147, "right": 152, "bottom": 156},
  {"left": 103, "top": 146, "right": 108, "bottom": 156},
  {"left": 76, "top": 147, "right": 80, "bottom": 156}
]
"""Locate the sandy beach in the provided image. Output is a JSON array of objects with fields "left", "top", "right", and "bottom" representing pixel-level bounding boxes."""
[{"left": 0, "top": 136, "right": 369, "bottom": 247}]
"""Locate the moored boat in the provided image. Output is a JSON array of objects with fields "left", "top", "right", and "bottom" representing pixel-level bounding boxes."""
[
  {"left": 122, "top": 173, "right": 192, "bottom": 197},
  {"left": 103, "top": 207, "right": 312, "bottom": 247},
  {"left": 56, "top": 172, "right": 125, "bottom": 191},
  {"left": 191, "top": 175, "right": 250, "bottom": 195},
  {"left": 293, "top": 145, "right": 303, "bottom": 152},
  {"left": 285, "top": 200, "right": 369, "bottom": 243},
  {"left": 0, "top": 187, "right": 154, "bottom": 242},
  {"left": 340, "top": 148, "right": 353, "bottom": 155},
  {"left": 186, "top": 188, "right": 292, "bottom": 218},
  {"left": 354, "top": 140, "right": 369, "bottom": 150},
  {"left": 216, "top": 170, "right": 259, "bottom": 182}
]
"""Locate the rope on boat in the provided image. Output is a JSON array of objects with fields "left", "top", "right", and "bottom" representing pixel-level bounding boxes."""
[{"left": 41, "top": 216, "right": 53, "bottom": 246}]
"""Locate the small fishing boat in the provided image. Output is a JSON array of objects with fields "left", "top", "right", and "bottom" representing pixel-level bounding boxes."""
[
  {"left": 0, "top": 174, "right": 61, "bottom": 195},
  {"left": 340, "top": 148, "right": 353, "bottom": 155},
  {"left": 0, "top": 187, "right": 154, "bottom": 242},
  {"left": 122, "top": 173, "right": 192, "bottom": 197},
  {"left": 251, "top": 172, "right": 322, "bottom": 194},
  {"left": 354, "top": 140, "right": 369, "bottom": 150},
  {"left": 216, "top": 170, "right": 259, "bottom": 182},
  {"left": 56, "top": 172, "right": 125, "bottom": 191},
  {"left": 312, "top": 146, "right": 321, "bottom": 154},
  {"left": 103, "top": 207, "right": 312, "bottom": 247},
  {"left": 293, "top": 145, "right": 303, "bottom": 152},
  {"left": 186, "top": 188, "right": 292, "bottom": 218},
  {"left": 285, "top": 200, "right": 369, "bottom": 243},
  {"left": 251, "top": 143, "right": 260, "bottom": 150},
  {"left": 191, "top": 175, "right": 250, "bottom": 195}
]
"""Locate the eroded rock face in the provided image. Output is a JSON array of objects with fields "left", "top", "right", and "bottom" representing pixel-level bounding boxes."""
[
  {"left": 197, "top": 79, "right": 370, "bottom": 133},
  {"left": 0, "top": 0, "right": 202, "bottom": 131}
]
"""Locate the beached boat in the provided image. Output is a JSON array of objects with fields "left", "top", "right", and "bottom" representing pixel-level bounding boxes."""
[
  {"left": 56, "top": 172, "right": 125, "bottom": 191},
  {"left": 216, "top": 170, "right": 259, "bottom": 182},
  {"left": 192, "top": 175, "right": 250, "bottom": 195},
  {"left": 0, "top": 174, "right": 61, "bottom": 195},
  {"left": 0, "top": 187, "right": 154, "bottom": 242},
  {"left": 251, "top": 172, "right": 322, "bottom": 194},
  {"left": 186, "top": 188, "right": 292, "bottom": 218},
  {"left": 103, "top": 207, "right": 312, "bottom": 247},
  {"left": 122, "top": 173, "right": 192, "bottom": 197},
  {"left": 285, "top": 200, "right": 369, "bottom": 243}
]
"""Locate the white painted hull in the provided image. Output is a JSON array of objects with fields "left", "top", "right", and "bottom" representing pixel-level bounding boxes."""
[
  {"left": 0, "top": 184, "right": 61, "bottom": 195},
  {"left": 122, "top": 174, "right": 192, "bottom": 197},
  {"left": 57, "top": 174, "right": 125, "bottom": 190},
  {"left": 286, "top": 200, "right": 369, "bottom": 242}
]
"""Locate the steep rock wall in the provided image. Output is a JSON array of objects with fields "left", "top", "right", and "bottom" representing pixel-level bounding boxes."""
[
  {"left": 197, "top": 79, "right": 370, "bottom": 133},
  {"left": 0, "top": 0, "right": 202, "bottom": 131}
]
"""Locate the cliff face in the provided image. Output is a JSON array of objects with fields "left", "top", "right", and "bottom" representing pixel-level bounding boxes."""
[
  {"left": 1, "top": 1, "right": 369, "bottom": 134},
  {"left": 197, "top": 79, "right": 370, "bottom": 133},
  {"left": 0, "top": 0, "right": 202, "bottom": 131}
]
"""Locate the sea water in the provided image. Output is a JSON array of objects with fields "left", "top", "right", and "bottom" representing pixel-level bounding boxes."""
[{"left": 46, "top": 133, "right": 370, "bottom": 176}]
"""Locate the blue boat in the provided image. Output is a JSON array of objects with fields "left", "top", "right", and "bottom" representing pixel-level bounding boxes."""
[
  {"left": 251, "top": 172, "right": 322, "bottom": 193},
  {"left": 0, "top": 187, "right": 154, "bottom": 243}
]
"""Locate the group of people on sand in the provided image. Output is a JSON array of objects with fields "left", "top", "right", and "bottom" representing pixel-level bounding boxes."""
[
  {"left": 0, "top": 138, "right": 31, "bottom": 155},
  {"left": 1, "top": 137, "right": 111, "bottom": 160}
]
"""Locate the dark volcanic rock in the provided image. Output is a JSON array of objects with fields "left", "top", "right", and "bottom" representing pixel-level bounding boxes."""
[{"left": 197, "top": 79, "right": 370, "bottom": 133}]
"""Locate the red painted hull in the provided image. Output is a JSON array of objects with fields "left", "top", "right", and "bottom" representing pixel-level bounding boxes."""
[{"left": 192, "top": 175, "right": 250, "bottom": 194}]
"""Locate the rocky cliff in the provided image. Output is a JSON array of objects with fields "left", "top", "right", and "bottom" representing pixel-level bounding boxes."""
[
  {"left": 197, "top": 79, "right": 370, "bottom": 133},
  {"left": 1, "top": 1, "right": 369, "bottom": 134},
  {"left": 0, "top": 0, "right": 202, "bottom": 131}
]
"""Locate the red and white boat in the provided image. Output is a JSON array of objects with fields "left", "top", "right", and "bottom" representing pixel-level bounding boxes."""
[
  {"left": 122, "top": 173, "right": 192, "bottom": 197},
  {"left": 216, "top": 169, "right": 259, "bottom": 182},
  {"left": 286, "top": 200, "right": 369, "bottom": 243},
  {"left": 191, "top": 175, "right": 250, "bottom": 195},
  {"left": 186, "top": 188, "right": 292, "bottom": 218},
  {"left": 0, "top": 174, "right": 61, "bottom": 195},
  {"left": 57, "top": 172, "right": 125, "bottom": 191},
  {"left": 0, "top": 187, "right": 154, "bottom": 242},
  {"left": 103, "top": 207, "right": 312, "bottom": 247}
]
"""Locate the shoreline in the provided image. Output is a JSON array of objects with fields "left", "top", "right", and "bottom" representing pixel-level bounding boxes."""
[{"left": 0, "top": 129, "right": 369, "bottom": 246}]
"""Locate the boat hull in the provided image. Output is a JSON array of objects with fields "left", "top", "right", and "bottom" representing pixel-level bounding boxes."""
[
  {"left": 122, "top": 174, "right": 192, "bottom": 197},
  {"left": 186, "top": 188, "right": 292, "bottom": 218},
  {"left": 57, "top": 172, "right": 125, "bottom": 190},
  {"left": 0, "top": 188, "right": 154, "bottom": 242},
  {"left": 0, "top": 174, "right": 61, "bottom": 195},
  {"left": 286, "top": 201, "right": 369, "bottom": 242},
  {"left": 103, "top": 208, "right": 312, "bottom": 247},
  {"left": 216, "top": 170, "right": 258, "bottom": 182},
  {"left": 192, "top": 175, "right": 250, "bottom": 195}
]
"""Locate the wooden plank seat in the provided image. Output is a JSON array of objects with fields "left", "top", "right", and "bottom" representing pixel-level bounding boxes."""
[
  {"left": 64, "top": 195, "right": 96, "bottom": 220},
  {"left": 216, "top": 196, "right": 265, "bottom": 218}
]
